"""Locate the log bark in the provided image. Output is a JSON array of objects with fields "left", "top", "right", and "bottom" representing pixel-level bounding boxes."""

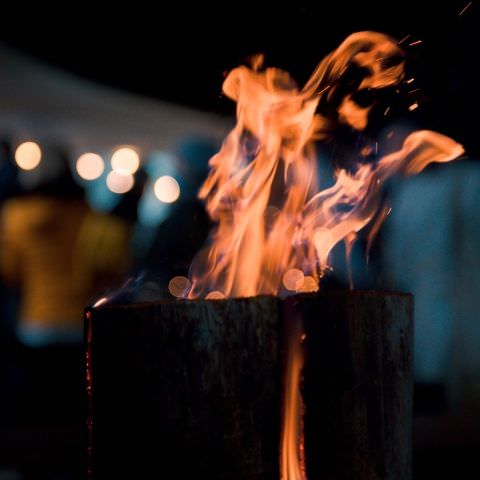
[{"left": 85, "top": 291, "right": 413, "bottom": 480}]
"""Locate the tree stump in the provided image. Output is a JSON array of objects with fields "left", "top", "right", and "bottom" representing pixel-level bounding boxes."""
[{"left": 85, "top": 291, "right": 413, "bottom": 480}]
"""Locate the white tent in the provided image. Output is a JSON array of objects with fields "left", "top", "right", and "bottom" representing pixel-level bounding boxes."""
[{"left": 0, "top": 44, "right": 231, "bottom": 154}]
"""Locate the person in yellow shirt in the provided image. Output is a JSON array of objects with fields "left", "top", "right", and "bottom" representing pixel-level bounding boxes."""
[{"left": 1, "top": 195, "right": 131, "bottom": 345}]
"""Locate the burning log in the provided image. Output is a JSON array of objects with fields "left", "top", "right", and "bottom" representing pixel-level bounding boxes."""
[{"left": 85, "top": 291, "right": 412, "bottom": 479}]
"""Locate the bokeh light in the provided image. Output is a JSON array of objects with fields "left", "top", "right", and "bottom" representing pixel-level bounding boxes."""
[
  {"left": 205, "top": 291, "right": 226, "bottom": 300},
  {"left": 282, "top": 268, "right": 305, "bottom": 291},
  {"left": 298, "top": 275, "right": 319, "bottom": 293},
  {"left": 111, "top": 147, "right": 140, "bottom": 175},
  {"left": 76, "top": 153, "right": 105, "bottom": 180},
  {"left": 106, "top": 170, "right": 135, "bottom": 194},
  {"left": 15, "top": 141, "right": 42, "bottom": 170},
  {"left": 154, "top": 175, "right": 180, "bottom": 203},
  {"left": 168, "top": 276, "right": 192, "bottom": 298}
]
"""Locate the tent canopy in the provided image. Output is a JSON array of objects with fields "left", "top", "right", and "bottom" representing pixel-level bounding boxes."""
[{"left": 0, "top": 44, "right": 231, "bottom": 154}]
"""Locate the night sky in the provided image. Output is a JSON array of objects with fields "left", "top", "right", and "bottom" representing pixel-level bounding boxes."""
[{"left": 2, "top": 1, "right": 479, "bottom": 154}]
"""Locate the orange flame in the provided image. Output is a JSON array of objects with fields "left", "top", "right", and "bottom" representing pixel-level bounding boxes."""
[
  {"left": 281, "top": 308, "right": 306, "bottom": 480},
  {"left": 188, "top": 31, "right": 463, "bottom": 300}
]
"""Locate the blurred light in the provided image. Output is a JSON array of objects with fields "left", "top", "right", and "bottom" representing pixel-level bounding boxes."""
[
  {"left": 168, "top": 276, "right": 192, "bottom": 298},
  {"left": 111, "top": 147, "right": 140, "bottom": 175},
  {"left": 282, "top": 268, "right": 305, "bottom": 291},
  {"left": 15, "top": 141, "right": 42, "bottom": 170},
  {"left": 76, "top": 153, "right": 105, "bottom": 180},
  {"left": 154, "top": 175, "right": 180, "bottom": 203},
  {"left": 106, "top": 170, "right": 134, "bottom": 194},
  {"left": 298, "top": 275, "right": 319, "bottom": 293},
  {"left": 205, "top": 291, "right": 226, "bottom": 300}
]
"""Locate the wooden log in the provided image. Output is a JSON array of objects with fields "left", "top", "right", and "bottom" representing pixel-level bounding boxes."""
[
  {"left": 85, "top": 296, "right": 283, "bottom": 480},
  {"left": 85, "top": 291, "right": 413, "bottom": 480},
  {"left": 293, "top": 292, "right": 413, "bottom": 480}
]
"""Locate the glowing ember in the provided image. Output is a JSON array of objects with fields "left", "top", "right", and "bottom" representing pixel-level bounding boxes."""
[
  {"left": 408, "top": 39, "right": 423, "bottom": 47},
  {"left": 93, "top": 297, "right": 108, "bottom": 308},
  {"left": 459, "top": 1, "right": 473, "bottom": 16}
]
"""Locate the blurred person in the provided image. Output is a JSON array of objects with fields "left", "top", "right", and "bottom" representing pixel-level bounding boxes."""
[
  {"left": 0, "top": 145, "right": 131, "bottom": 477},
  {"left": 1, "top": 145, "right": 131, "bottom": 346}
]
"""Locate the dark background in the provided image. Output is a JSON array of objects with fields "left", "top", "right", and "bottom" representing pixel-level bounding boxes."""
[{"left": 2, "top": 0, "right": 479, "bottom": 155}]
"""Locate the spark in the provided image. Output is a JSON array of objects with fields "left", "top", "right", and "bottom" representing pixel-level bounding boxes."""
[
  {"left": 316, "top": 85, "right": 331, "bottom": 96},
  {"left": 93, "top": 297, "right": 108, "bottom": 308},
  {"left": 384, "top": 106, "right": 391, "bottom": 116},
  {"left": 409, "top": 102, "right": 419, "bottom": 111},
  {"left": 398, "top": 34, "right": 411, "bottom": 45},
  {"left": 409, "top": 40, "right": 423, "bottom": 47},
  {"left": 406, "top": 78, "right": 415, "bottom": 84},
  {"left": 409, "top": 88, "right": 421, "bottom": 94},
  {"left": 459, "top": 1, "right": 473, "bottom": 16}
]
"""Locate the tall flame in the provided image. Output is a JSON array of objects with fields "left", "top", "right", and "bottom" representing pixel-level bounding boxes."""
[
  {"left": 186, "top": 31, "right": 463, "bottom": 480},
  {"left": 188, "top": 31, "right": 463, "bottom": 299}
]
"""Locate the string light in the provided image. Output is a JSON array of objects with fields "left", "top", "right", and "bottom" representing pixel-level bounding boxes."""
[
  {"left": 15, "top": 141, "right": 42, "bottom": 170},
  {"left": 111, "top": 147, "right": 140, "bottom": 175},
  {"left": 76, "top": 153, "right": 105, "bottom": 180},
  {"left": 106, "top": 170, "right": 135, "bottom": 194},
  {"left": 154, "top": 175, "right": 180, "bottom": 203}
]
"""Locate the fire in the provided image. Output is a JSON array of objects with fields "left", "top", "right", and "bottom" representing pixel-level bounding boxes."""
[
  {"left": 183, "top": 31, "right": 463, "bottom": 480},
  {"left": 281, "top": 307, "right": 307, "bottom": 480},
  {"left": 188, "top": 31, "right": 463, "bottom": 300}
]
